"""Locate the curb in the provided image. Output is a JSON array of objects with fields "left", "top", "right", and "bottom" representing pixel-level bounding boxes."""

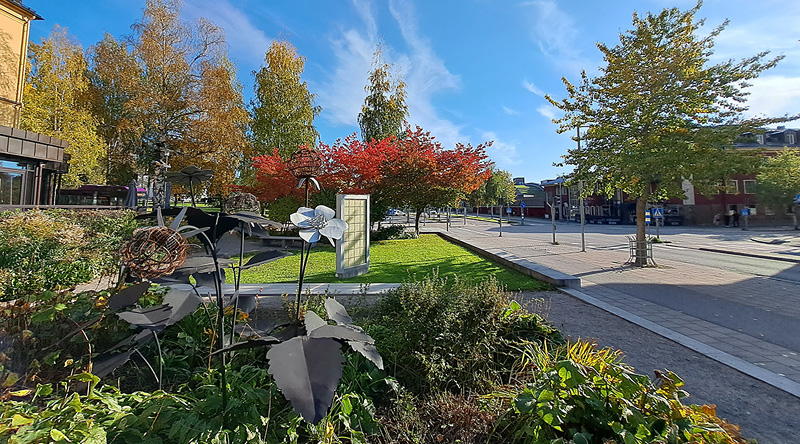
[
  {"left": 695, "top": 246, "right": 800, "bottom": 264},
  {"left": 559, "top": 287, "right": 800, "bottom": 399},
  {"left": 431, "top": 231, "right": 581, "bottom": 289}
]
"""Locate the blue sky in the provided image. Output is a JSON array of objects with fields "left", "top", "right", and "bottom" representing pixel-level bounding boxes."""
[{"left": 26, "top": 0, "right": 800, "bottom": 183}]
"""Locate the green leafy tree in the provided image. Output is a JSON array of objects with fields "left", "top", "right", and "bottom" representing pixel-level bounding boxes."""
[
  {"left": 87, "top": 33, "right": 140, "bottom": 185},
  {"left": 21, "top": 26, "right": 106, "bottom": 186},
  {"left": 485, "top": 169, "right": 517, "bottom": 215},
  {"left": 91, "top": 0, "right": 250, "bottom": 196},
  {"left": 358, "top": 46, "right": 408, "bottom": 142},
  {"left": 249, "top": 40, "right": 320, "bottom": 163},
  {"left": 547, "top": 2, "right": 784, "bottom": 265},
  {"left": 757, "top": 149, "right": 800, "bottom": 229}
]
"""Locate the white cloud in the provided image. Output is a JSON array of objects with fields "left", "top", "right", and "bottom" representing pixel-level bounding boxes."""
[
  {"left": 502, "top": 106, "right": 519, "bottom": 116},
  {"left": 481, "top": 131, "right": 520, "bottom": 168},
  {"left": 521, "top": 0, "right": 588, "bottom": 76},
  {"left": 388, "top": 0, "right": 463, "bottom": 146},
  {"left": 523, "top": 79, "right": 544, "bottom": 96},
  {"left": 317, "top": 28, "right": 375, "bottom": 126},
  {"left": 537, "top": 105, "right": 557, "bottom": 121},
  {"left": 741, "top": 75, "right": 800, "bottom": 122},
  {"left": 181, "top": 0, "right": 271, "bottom": 67}
]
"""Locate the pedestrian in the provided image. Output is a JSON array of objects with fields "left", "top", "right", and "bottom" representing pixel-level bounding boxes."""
[
  {"left": 713, "top": 213, "right": 721, "bottom": 226},
  {"left": 733, "top": 211, "right": 740, "bottom": 227}
]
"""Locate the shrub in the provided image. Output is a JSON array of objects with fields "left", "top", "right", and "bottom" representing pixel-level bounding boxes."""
[
  {"left": 0, "top": 209, "right": 138, "bottom": 300},
  {"left": 370, "top": 224, "right": 416, "bottom": 241},
  {"left": 364, "top": 274, "right": 563, "bottom": 394},
  {"left": 488, "top": 340, "right": 743, "bottom": 444}
]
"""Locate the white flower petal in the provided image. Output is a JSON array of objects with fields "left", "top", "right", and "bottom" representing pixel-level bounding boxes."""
[
  {"left": 290, "top": 207, "right": 315, "bottom": 228},
  {"left": 314, "top": 205, "right": 336, "bottom": 221},
  {"left": 320, "top": 218, "right": 348, "bottom": 241},
  {"left": 299, "top": 229, "right": 320, "bottom": 244}
]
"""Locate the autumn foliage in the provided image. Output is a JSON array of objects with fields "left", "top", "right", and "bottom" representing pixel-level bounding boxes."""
[{"left": 245, "top": 125, "right": 491, "bottom": 232}]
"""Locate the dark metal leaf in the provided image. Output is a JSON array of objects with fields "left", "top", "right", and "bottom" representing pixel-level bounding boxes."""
[
  {"left": 117, "top": 305, "right": 172, "bottom": 330},
  {"left": 178, "top": 226, "right": 209, "bottom": 239},
  {"left": 108, "top": 282, "right": 151, "bottom": 310},
  {"left": 224, "top": 211, "right": 282, "bottom": 229},
  {"left": 184, "top": 207, "right": 239, "bottom": 245},
  {"left": 165, "top": 166, "right": 214, "bottom": 185},
  {"left": 192, "top": 271, "right": 218, "bottom": 289},
  {"left": 174, "top": 256, "right": 229, "bottom": 274},
  {"left": 266, "top": 336, "right": 344, "bottom": 424},
  {"left": 228, "top": 293, "right": 257, "bottom": 314},
  {"left": 241, "top": 250, "right": 289, "bottom": 270},
  {"left": 92, "top": 349, "right": 135, "bottom": 378},
  {"left": 107, "top": 330, "right": 153, "bottom": 353},
  {"left": 348, "top": 341, "right": 384, "bottom": 370},
  {"left": 210, "top": 336, "right": 282, "bottom": 355},
  {"left": 304, "top": 311, "right": 327, "bottom": 332},
  {"left": 308, "top": 324, "right": 373, "bottom": 343},
  {"left": 169, "top": 206, "right": 188, "bottom": 230},
  {"left": 324, "top": 298, "right": 353, "bottom": 325},
  {"left": 162, "top": 289, "right": 203, "bottom": 326}
]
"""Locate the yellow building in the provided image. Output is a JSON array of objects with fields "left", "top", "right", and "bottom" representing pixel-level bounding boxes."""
[
  {"left": 0, "top": 0, "right": 68, "bottom": 208},
  {"left": 0, "top": 0, "right": 40, "bottom": 128}
]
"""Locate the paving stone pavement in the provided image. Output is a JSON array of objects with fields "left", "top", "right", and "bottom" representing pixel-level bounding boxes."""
[{"left": 427, "top": 219, "right": 800, "bottom": 398}]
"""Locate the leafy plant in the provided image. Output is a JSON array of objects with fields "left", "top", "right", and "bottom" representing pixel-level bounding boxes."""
[
  {"left": 489, "top": 340, "right": 741, "bottom": 443},
  {"left": 0, "top": 209, "right": 138, "bottom": 301},
  {"left": 364, "top": 274, "right": 563, "bottom": 394}
]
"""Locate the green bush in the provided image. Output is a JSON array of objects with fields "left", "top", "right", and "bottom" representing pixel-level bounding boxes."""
[
  {"left": 0, "top": 209, "right": 138, "bottom": 300},
  {"left": 364, "top": 274, "right": 563, "bottom": 394},
  {"left": 488, "top": 341, "right": 740, "bottom": 444},
  {"left": 370, "top": 224, "right": 416, "bottom": 241}
]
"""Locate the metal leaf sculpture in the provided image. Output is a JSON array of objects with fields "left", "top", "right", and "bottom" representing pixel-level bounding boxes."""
[
  {"left": 115, "top": 204, "right": 382, "bottom": 424},
  {"left": 165, "top": 165, "right": 213, "bottom": 207},
  {"left": 238, "top": 297, "right": 383, "bottom": 424},
  {"left": 266, "top": 336, "right": 344, "bottom": 424}
]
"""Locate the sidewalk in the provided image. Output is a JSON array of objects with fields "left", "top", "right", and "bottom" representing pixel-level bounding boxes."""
[{"left": 426, "top": 220, "right": 800, "bottom": 399}]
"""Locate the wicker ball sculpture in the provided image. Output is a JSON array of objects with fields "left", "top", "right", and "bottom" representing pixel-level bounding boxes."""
[
  {"left": 121, "top": 226, "right": 188, "bottom": 280},
  {"left": 288, "top": 146, "right": 321, "bottom": 179},
  {"left": 223, "top": 192, "right": 261, "bottom": 214}
]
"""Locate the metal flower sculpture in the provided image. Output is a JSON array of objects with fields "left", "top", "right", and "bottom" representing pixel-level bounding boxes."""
[
  {"left": 290, "top": 205, "right": 348, "bottom": 246},
  {"left": 289, "top": 205, "right": 348, "bottom": 322},
  {"left": 95, "top": 202, "right": 379, "bottom": 426}
]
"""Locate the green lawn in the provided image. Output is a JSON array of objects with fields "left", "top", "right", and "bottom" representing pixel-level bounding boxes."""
[{"left": 234, "top": 234, "right": 551, "bottom": 291}]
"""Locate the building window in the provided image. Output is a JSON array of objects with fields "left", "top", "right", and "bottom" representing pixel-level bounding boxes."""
[
  {"left": 728, "top": 179, "right": 738, "bottom": 193},
  {"left": 756, "top": 134, "right": 765, "bottom": 144},
  {"left": 743, "top": 179, "right": 756, "bottom": 194},
  {"left": 787, "top": 133, "right": 796, "bottom": 145}
]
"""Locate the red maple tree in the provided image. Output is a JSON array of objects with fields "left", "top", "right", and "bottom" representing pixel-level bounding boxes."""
[{"left": 379, "top": 125, "right": 492, "bottom": 233}]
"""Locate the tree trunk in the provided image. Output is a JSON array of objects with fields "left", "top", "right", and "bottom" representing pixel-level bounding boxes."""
[
  {"left": 635, "top": 195, "right": 648, "bottom": 267},
  {"left": 414, "top": 208, "right": 422, "bottom": 235}
]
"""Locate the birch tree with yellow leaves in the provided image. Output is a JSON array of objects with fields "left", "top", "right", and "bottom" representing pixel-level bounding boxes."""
[{"left": 22, "top": 26, "right": 106, "bottom": 186}]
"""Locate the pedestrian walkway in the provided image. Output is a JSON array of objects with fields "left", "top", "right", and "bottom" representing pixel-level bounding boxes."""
[{"left": 428, "top": 221, "right": 800, "bottom": 399}]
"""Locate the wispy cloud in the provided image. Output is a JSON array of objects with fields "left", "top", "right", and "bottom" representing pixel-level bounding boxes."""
[
  {"left": 521, "top": 0, "right": 589, "bottom": 77},
  {"left": 181, "top": 0, "right": 272, "bottom": 67},
  {"left": 481, "top": 131, "right": 520, "bottom": 168},
  {"left": 523, "top": 79, "right": 544, "bottom": 96},
  {"left": 502, "top": 106, "right": 519, "bottom": 116},
  {"left": 741, "top": 75, "right": 800, "bottom": 122},
  {"left": 537, "top": 105, "right": 558, "bottom": 121},
  {"left": 388, "top": 0, "right": 463, "bottom": 146},
  {"left": 317, "top": 0, "right": 463, "bottom": 145},
  {"left": 317, "top": 28, "right": 375, "bottom": 127}
]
